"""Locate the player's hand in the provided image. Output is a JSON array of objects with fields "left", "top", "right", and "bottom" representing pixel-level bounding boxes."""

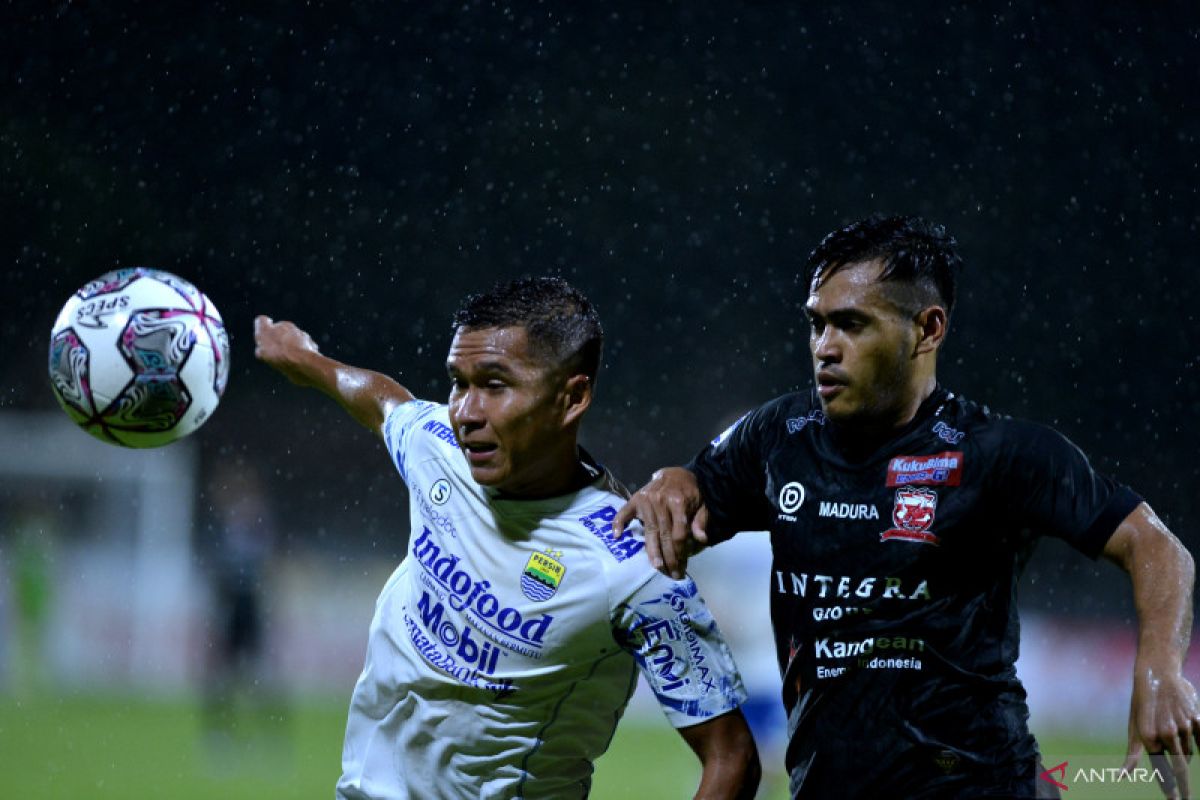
[
  {"left": 253, "top": 315, "right": 321, "bottom": 386},
  {"left": 1123, "top": 661, "right": 1200, "bottom": 799},
  {"left": 613, "top": 466, "right": 709, "bottom": 580}
]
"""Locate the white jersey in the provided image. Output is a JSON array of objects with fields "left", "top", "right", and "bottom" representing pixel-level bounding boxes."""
[{"left": 336, "top": 400, "right": 748, "bottom": 800}]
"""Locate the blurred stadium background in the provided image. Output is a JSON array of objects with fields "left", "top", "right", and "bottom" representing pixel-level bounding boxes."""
[{"left": 2, "top": 3, "right": 1198, "bottom": 797}]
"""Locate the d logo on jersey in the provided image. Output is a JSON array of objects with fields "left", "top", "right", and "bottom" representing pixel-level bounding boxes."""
[
  {"left": 880, "top": 487, "right": 940, "bottom": 545},
  {"left": 521, "top": 550, "right": 566, "bottom": 602}
]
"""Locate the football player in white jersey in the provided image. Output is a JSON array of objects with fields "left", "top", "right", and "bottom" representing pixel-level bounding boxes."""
[{"left": 254, "top": 277, "right": 760, "bottom": 800}]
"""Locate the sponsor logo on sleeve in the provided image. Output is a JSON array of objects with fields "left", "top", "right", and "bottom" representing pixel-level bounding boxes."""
[
  {"left": 880, "top": 487, "right": 940, "bottom": 545},
  {"left": 521, "top": 550, "right": 566, "bottom": 602},
  {"left": 886, "top": 451, "right": 964, "bottom": 487},
  {"left": 421, "top": 419, "right": 460, "bottom": 448},
  {"left": 633, "top": 587, "right": 719, "bottom": 699}
]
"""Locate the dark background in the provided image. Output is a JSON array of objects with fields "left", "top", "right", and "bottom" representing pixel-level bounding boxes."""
[{"left": 3, "top": 2, "right": 1197, "bottom": 615}]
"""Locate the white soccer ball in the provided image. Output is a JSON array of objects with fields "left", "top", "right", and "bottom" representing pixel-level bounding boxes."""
[{"left": 48, "top": 268, "right": 230, "bottom": 448}]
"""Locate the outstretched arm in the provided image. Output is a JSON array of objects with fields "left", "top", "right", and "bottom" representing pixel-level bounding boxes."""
[
  {"left": 1103, "top": 502, "right": 1198, "bottom": 795},
  {"left": 253, "top": 315, "right": 414, "bottom": 434},
  {"left": 677, "top": 709, "right": 761, "bottom": 800}
]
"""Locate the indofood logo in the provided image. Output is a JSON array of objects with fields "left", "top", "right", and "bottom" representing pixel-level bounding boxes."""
[{"left": 411, "top": 527, "right": 554, "bottom": 654}]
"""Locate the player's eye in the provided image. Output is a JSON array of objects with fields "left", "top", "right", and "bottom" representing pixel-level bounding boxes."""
[{"left": 845, "top": 317, "right": 872, "bottom": 332}]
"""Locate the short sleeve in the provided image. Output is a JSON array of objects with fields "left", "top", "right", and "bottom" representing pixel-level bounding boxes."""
[
  {"left": 611, "top": 571, "right": 748, "bottom": 728},
  {"left": 686, "top": 407, "right": 772, "bottom": 537},
  {"left": 381, "top": 399, "right": 444, "bottom": 485},
  {"left": 992, "top": 421, "right": 1142, "bottom": 558}
]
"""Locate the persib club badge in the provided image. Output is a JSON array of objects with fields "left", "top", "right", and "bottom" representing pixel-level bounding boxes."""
[{"left": 521, "top": 550, "right": 566, "bottom": 602}]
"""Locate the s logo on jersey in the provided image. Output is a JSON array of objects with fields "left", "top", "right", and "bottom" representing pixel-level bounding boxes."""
[
  {"left": 521, "top": 550, "right": 566, "bottom": 602},
  {"left": 880, "top": 487, "right": 940, "bottom": 545},
  {"left": 430, "top": 478, "right": 452, "bottom": 505}
]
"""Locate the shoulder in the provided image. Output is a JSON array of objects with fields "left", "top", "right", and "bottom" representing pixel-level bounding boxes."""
[
  {"left": 757, "top": 390, "right": 818, "bottom": 426},
  {"left": 992, "top": 417, "right": 1087, "bottom": 461},
  {"left": 938, "top": 394, "right": 1087, "bottom": 466},
  {"left": 384, "top": 400, "right": 457, "bottom": 449},
  {"left": 935, "top": 391, "right": 1028, "bottom": 443},
  {"left": 571, "top": 484, "right": 651, "bottom": 566},
  {"left": 713, "top": 390, "right": 818, "bottom": 448},
  {"left": 381, "top": 401, "right": 461, "bottom": 484}
]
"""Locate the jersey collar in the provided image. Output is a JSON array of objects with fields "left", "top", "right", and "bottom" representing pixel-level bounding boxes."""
[{"left": 820, "top": 385, "right": 952, "bottom": 465}]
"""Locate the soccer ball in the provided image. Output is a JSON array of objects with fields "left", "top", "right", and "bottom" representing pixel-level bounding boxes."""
[{"left": 48, "top": 268, "right": 230, "bottom": 448}]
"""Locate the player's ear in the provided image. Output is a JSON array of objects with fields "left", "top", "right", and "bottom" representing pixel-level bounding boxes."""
[
  {"left": 561, "top": 373, "right": 592, "bottom": 427},
  {"left": 913, "top": 306, "right": 948, "bottom": 356}
]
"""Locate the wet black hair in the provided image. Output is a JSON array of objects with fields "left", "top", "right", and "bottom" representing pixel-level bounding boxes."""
[
  {"left": 805, "top": 214, "right": 964, "bottom": 316},
  {"left": 452, "top": 276, "right": 604, "bottom": 380}
]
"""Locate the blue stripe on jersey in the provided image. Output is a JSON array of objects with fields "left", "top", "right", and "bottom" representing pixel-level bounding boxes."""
[
  {"left": 382, "top": 406, "right": 406, "bottom": 482},
  {"left": 385, "top": 400, "right": 439, "bottom": 483}
]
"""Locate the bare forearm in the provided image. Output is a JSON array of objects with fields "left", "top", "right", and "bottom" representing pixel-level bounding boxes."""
[
  {"left": 1107, "top": 503, "right": 1196, "bottom": 666},
  {"left": 693, "top": 753, "right": 760, "bottom": 800},
  {"left": 1132, "top": 532, "right": 1194, "bottom": 666},
  {"left": 1107, "top": 503, "right": 1200, "bottom": 774}
]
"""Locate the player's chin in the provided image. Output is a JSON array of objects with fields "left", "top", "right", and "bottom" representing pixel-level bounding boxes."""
[
  {"left": 818, "top": 393, "right": 860, "bottom": 422},
  {"left": 467, "top": 462, "right": 506, "bottom": 487}
]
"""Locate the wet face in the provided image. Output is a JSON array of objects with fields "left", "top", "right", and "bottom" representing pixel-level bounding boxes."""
[
  {"left": 805, "top": 260, "right": 923, "bottom": 426},
  {"left": 446, "top": 326, "right": 582, "bottom": 496}
]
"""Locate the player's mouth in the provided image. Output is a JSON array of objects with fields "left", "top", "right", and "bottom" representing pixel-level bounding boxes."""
[
  {"left": 816, "top": 370, "right": 847, "bottom": 399},
  {"left": 462, "top": 441, "right": 500, "bottom": 465}
]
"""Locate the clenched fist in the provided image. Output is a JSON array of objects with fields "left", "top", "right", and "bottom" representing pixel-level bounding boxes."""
[{"left": 254, "top": 315, "right": 321, "bottom": 387}]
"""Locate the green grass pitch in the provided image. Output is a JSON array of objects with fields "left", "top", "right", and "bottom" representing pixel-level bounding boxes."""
[{"left": 0, "top": 693, "right": 1174, "bottom": 798}]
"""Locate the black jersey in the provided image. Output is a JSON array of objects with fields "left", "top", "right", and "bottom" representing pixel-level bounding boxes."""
[{"left": 688, "top": 387, "right": 1141, "bottom": 799}]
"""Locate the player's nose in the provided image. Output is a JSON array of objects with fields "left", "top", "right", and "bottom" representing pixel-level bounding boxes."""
[
  {"left": 452, "top": 387, "right": 486, "bottom": 426},
  {"left": 812, "top": 331, "right": 841, "bottom": 362}
]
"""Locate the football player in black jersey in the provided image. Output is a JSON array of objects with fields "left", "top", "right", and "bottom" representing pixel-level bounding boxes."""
[{"left": 614, "top": 215, "right": 1197, "bottom": 799}]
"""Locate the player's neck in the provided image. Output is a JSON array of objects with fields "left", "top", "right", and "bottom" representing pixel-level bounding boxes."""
[
  {"left": 829, "top": 380, "right": 941, "bottom": 458},
  {"left": 893, "top": 375, "right": 939, "bottom": 429},
  {"left": 494, "top": 444, "right": 593, "bottom": 500}
]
